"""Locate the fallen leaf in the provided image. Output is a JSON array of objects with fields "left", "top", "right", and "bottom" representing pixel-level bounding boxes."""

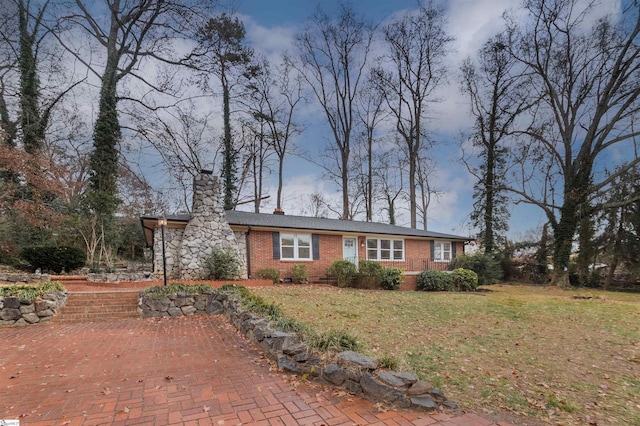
[
  {"left": 101, "top": 387, "right": 111, "bottom": 395},
  {"left": 203, "top": 405, "right": 210, "bottom": 412}
]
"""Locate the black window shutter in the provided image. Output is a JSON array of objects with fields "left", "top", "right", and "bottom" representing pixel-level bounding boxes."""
[
  {"left": 452, "top": 241, "right": 457, "bottom": 258},
  {"left": 430, "top": 240, "right": 435, "bottom": 261},
  {"left": 272, "top": 232, "right": 280, "bottom": 260},
  {"left": 312, "top": 234, "right": 320, "bottom": 260}
]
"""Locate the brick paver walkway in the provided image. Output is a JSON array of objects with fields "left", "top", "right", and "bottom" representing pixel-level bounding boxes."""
[{"left": 1, "top": 315, "right": 512, "bottom": 426}]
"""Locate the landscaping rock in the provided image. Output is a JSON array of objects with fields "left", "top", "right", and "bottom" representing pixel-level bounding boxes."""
[
  {"left": 270, "top": 331, "right": 296, "bottom": 351},
  {"left": 1, "top": 308, "right": 22, "bottom": 321},
  {"left": 3, "top": 298, "right": 20, "bottom": 309},
  {"left": 167, "top": 307, "right": 183, "bottom": 316},
  {"left": 181, "top": 305, "right": 197, "bottom": 315},
  {"left": 13, "top": 318, "right": 28, "bottom": 327},
  {"left": 36, "top": 309, "right": 54, "bottom": 317},
  {"left": 410, "top": 396, "right": 439, "bottom": 411},
  {"left": 374, "top": 370, "right": 417, "bottom": 389},
  {"left": 406, "top": 380, "right": 433, "bottom": 396},
  {"left": 22, "top": 313, "right": 40, "bottom": 324},
  {"left": 323, "top": 363, "right": 348, "bottom": 386},
  {"left": 337, "top": 351, "right": 378, "bottom": 370},
  {"left": 206, "top": 300, "right": 223, "bottom": 314},
  {"left": 19, "top": 304, "right": 35, "bottom": 314},
  {"left": 360, "top": 373, "right": 403, "bottom": 403}
]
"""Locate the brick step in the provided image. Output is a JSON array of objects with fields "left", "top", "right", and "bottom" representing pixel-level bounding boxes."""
[
  {"left": 55, "top": 291, "right": 141, "bottom": 323},
  {"left": 55, "top": 312, "right": 140, "bottom": 322},
  {"left": 61, "top": 305, "right": 139, "bottom": 314},
  {"left": 65, "top": 294, "right": 139, "bottom": 301}
]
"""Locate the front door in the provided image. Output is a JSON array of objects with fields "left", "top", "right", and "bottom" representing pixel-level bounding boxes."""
[{"left": 343, "top": 237, "right": 358, "bottom": 265}]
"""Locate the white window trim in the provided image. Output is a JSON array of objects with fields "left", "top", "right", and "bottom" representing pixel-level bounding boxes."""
[
  {"left": 366, "top": 238, "right": 405, "bottom": 261},
  {"left": 433, "top": 241, "right": 452, "bottom": 262},
  {"left": 280, "top": 233, "right": 312, "bottom": 261}
]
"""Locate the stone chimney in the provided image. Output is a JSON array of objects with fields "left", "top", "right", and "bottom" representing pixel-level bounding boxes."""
[{"left": 178, "top": 171, "right": 245, "bottom": 279}]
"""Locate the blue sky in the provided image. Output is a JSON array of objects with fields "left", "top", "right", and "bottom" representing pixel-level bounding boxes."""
[{"left": 223, "top": 0, "right": 552, "bottom": 240}]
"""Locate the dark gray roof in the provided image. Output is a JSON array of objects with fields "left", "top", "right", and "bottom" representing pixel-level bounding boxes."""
[
  {"left": 143, "top": 211, "right": 470, "bottom": 240},
  {"left": 227, "top": 210, "right": 469, "bottom": 240}
]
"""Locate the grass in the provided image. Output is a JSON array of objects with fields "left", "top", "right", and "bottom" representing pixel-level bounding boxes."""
[
  {"left": 251, "top": 284, "right": 640, "bottom": 425},
  {"left": 0, "top": 281, "right": 65, "bottom": 299}
]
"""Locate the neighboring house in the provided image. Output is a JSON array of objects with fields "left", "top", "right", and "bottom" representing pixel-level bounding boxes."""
[{"left": 140, "top": 171, "right": 471, "bottom": 283}]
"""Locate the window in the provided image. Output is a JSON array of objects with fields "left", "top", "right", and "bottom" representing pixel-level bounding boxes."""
[
  {"left": 367, "top": 238, "right": 404, "bottom": 261},
  {"left": 280, "top": 233, "right": 312, "bottom": 260},
  {"left": 433, "top": 241, "right": 452, "bottom": 261}
]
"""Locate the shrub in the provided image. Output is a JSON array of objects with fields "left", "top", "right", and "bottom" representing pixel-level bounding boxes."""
[
  {"left": 205, "top": 247, "right": 240, "bottom": 280},
  {"left": 291, "top": 264, "right": 308, "bottom": 283},
  {"left": 379, "top": 267, "right": 403, "bottom": 290},
  {"left": 308, "top": 329, "right": 361, "bottom": 352},
  {"left": 358, "top": 260, "right": 383, "bottom": 277},
  {"left": 451, "top": 268, "right": 478, "bottom": 291},
  {"left": 143, "top": 283, "right": 213, "bottom": 298},
  {"left": 416, "top": 270, "right": 453, "bottom": 291},
  {"left": 0, "top": 281, "right": 65, "bottom": 299},
  {"left": 449, "top": 253, "right": 503, "bottom": 285},
  {"left": 377, "top": 354, "right": 399, "bottom": 370},
  {"left": 20, "top": 245, "right": 87, "bottom": 273},
  {"left": 328, "top": 260, "right": 357, "bottom": 288},
  {"left": 257, "top": 267, "right": 281, "bottom": 283}
]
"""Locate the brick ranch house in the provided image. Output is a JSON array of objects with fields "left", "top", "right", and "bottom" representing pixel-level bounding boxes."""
[{"left": 140, "top": 171, "right": 471, "bottom": 289}]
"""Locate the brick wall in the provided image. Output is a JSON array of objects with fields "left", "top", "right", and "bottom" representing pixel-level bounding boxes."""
[
  {"left": 248, "top": 231, "right": 343, "bottom": 282},
  {"left": 247, "top": 230, "right": 465, "bottom": 283}
]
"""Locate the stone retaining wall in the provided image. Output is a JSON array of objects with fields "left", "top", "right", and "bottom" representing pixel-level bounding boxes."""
[
  {"left": 0, "top": 292, "right": 67, "bottom": 327},
  {"left": 0, "top": 272, "right": 51, "bottom": 285},
  {"left": 88, "top": 272, "right": 158, "bottom": 283},
  {"left": 138, "top": 289, "right": 456, "bottom": 412}
]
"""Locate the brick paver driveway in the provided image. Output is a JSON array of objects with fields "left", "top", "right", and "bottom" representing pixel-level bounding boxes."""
[{"left": 1, "top": 315, "right": 510, "bottom": 426}]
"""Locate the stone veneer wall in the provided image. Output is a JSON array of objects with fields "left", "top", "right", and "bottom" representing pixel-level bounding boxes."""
[
  {"left": 0, "top": 272, "right": 51, "bottom": 285},
  {"left": 153, "top": 227, "right": 185, "bottom": 279},
  {"left": 151, "top": 172, "right": 248, "bottom": 280},
  {"left": 0, "top": 292, "right": 67, "bottom": 327}
]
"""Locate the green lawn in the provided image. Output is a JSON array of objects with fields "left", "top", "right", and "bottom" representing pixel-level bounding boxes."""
[{"left": 251, "top": 284, "right": 640, "bottom": 425}]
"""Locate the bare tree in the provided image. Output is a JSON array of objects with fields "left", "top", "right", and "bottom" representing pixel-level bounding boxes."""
[
  {"left": 375, "top": 147, "right": 404, "bottom": 225},
  {"left": 295, "top": 2, "right": 374, "bottom": 220},
  {"left": 355, "top": 79, "right": 386, "bottom": 221},
  {"left": 415, "top": 153, "right": 440, "bottom": 231},
  {"left": 52, "top": 0, "right": 211, "bottom": 227},
  {"left": 186, "top": 13, "right": 258, "bottom": 211},
  {"left": 134, "top": 103, "right": 219, "bottom": 212},
  {"left": 245, "top": 57, "right": 303, "bottom": 211},
  {"left": 460, "top": 34, "right": 532, "bottom": 252},
  {"left": 372, "top": 1, "right": 453, "bottom": 228},
  {"left": 505, "top": 0, "right": 640, "bottom": 285}
]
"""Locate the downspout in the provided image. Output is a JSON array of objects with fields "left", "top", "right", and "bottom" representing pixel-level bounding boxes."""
[{"left": 245, "top": 226, "right": 252, "bottom": 278}]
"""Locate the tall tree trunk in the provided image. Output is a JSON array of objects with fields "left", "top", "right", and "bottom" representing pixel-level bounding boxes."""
[{"left": 222, "top": 77, "right": 235, "bottom": 210}]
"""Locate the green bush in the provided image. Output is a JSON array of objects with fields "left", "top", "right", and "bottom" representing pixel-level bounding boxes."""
[
  {"left": 143, "top": 283, "right": 213, "bottom": 298},
  {"left": 205, "top": 247, "right": 240, "bottom": 280},
  {"left": 291, "top": 264, "right": 308, "bottom": 283},
  {"left": 379, "top": 267, "right": 403, "bottom": 290},
  {"left": 451, "top": 268, "right": 478, "bottom": 291},
  {"left": 257, "top": 267, "right": 281, "bottom": 283},
  {"left": 416, "top": 270, "right": 454, "bottom": 291},
  {"left": 20, "top": 246, "right": 87, "bottom": 273},
  {"left": 358, "top": 260, "right": 383, "bottom": 277},
  {"left": 308, "top": 329, "right": 361, "bottom": 352},
  {"left": 449, "top": 253, "right": 503, "bottom": 285},
  {"left": 0, "top": 281, "right": 65, "bottom": 299},
  {"left": 349, "top": 260, "right": 382, "bottom": 288},
  {"left": 328, "top": 260, "right": 357, "bottom": 288}
]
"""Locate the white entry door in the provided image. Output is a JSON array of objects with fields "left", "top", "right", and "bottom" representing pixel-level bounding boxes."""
[{"left": 343, "top": 237, "right": 358, "bottom": 265}]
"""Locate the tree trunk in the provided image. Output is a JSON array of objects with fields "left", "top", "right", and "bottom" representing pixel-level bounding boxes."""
[
  {"left": 408, "top": 148, "right": 417, "bottom": 228},
  {"left": 222, "top": 78, "right": 235, "bottom": 210},
  {"left": 341, "top": 145, "right": 350, "bottom": 220}
]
